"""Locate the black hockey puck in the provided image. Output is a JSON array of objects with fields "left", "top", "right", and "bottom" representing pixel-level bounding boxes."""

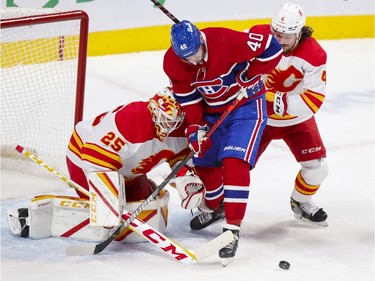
[{"left": 279, "top": 260, "right": 290, "bottom": 270}]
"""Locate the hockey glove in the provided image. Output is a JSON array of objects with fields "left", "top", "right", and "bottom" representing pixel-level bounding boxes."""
[
  {"left": 185, "top": 124, "right": 212, "bottom": 157},
  {"left": 236, "top": 69, "right": 263, "bottom": 98},
  {"left": 273, "top": 92, "right": 288, "bottom": 116},
  {"left": 172, "top": 170, "right": 205, "bottom": 210}
]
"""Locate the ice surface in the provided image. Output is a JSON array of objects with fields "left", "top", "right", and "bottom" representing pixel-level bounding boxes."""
[{"left": 1, "top": 39, "right": 374, "bottom": 281}]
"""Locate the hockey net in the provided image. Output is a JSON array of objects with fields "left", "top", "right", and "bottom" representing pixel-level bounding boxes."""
[{"left": 1, "top": 8, "right": 89, "bottom": 175}]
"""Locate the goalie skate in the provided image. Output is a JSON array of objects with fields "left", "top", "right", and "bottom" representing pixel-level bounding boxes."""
[
  {"left": 6, "top": 208, "right": 30, "bottom": 238},
  {"left": 290, "top": 197, "right": 328, "bottom": 226}
]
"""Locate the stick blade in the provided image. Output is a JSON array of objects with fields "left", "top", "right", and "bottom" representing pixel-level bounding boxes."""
[
  {"left": 191, "top": 230, "right": 234, "bottom": 261},
  {"left": 65, "top": 245, "right": 96, "bottom": 256},
  {"left": 221, "top": 257, "right": 235, "bottom": 267}
]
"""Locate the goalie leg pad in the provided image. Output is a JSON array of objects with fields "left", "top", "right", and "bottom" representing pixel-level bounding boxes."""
[
  {"left": 7, "top": 191, "right": 171, "bottom": 243},
  {"left": 27, "top": 195, "right": 110, "bottom": 242},
  {"left": 51, "top": 196, "right": 110, "bottom": 241},
  {"left": 29, "top": 195, "right": 53, "bottom": 239},
  {"left": 88, "top": 171, "right": 126, "bottom": 227}
]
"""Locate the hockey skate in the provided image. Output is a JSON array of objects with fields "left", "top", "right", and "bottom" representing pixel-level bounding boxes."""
[
  {"left": 190, "top": 204, "right": 225, "bottom": 230},
  {"left": 6, "top": 208, "right": 30, "bottom": 237},
  {"left": 290, "top": 197, "right": 328, "bottom": 226},
  {"left": 219, "top": 224, "right": 240, "bottom": 267}
]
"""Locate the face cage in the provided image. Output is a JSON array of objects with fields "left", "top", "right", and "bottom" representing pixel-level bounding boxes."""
[{"left": 155, "top": 109, "right": 184, "bottom": 138}]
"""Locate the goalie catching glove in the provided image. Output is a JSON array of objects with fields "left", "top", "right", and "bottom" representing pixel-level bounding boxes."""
[{"left": 170, "top": 167, "right": 205, "bottom": 210}]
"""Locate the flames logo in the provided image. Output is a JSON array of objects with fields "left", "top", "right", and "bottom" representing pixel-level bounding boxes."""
[
  {"left": 265, "top": 65, "right": 303, "bottom": 92},
  {"left": 156, "top": 95, "right": 181, "bottom": 117},
  {"left": 131, "top": 150, "right": 175, "bottom": 174}
]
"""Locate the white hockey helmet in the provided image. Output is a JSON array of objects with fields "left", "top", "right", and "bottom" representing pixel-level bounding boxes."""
[
  {"left": 271, "top": 2, "right": 306, "bottom": 34},
  {"left": 148, "top": 87, "right": 185, "bottom": 140}
]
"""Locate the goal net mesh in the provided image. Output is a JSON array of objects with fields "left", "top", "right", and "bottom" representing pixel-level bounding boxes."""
[{"left": 1, "top": 8, "right": 88, "bottom": 175}]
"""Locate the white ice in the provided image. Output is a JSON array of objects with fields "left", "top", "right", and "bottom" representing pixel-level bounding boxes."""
[{"left": 1, "top": 39, "right": 374, "bottom": 281}]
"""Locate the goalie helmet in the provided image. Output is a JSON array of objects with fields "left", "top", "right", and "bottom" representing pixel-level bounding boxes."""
[
  {"left": 271, "top": 2, "right": 306, "bottom": 34},
  {"left": 171, "top": 20, "right": 202, "bottom": 59},
  {"left": 148, "top": 87, "right": 185, "bottom": 140}
]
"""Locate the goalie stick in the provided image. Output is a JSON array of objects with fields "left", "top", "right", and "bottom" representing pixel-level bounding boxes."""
[
  {"left": 62, "top": 86, "right": 250, "bottom": 255},
  {"left": 66, "top": 210, "right": 234, "bottom": 263},
  {"left": 15, "top": 145, "right": 234, "bottom": 263},
  {"left": 15, "top": 87, "right": 246, "bottom": 254},
  {"left": 86, "top": 88, "right": 249, "bottom": 253}
]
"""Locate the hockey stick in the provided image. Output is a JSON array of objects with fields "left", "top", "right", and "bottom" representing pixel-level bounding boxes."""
[
  {"left": 16, "top": 84, "right": 250, "bottom": 257},
  {"left": 150, "top": 0, "right": 180, "bottom": 24},
  {"left": 66, "top": 209, "right": 233, "bottom": 263},
  {"left": 15, "top": 145, "right": 234, "bottom": 263},
  {"left": 63, "top": 87, "right": 250, "bottom": 255}
]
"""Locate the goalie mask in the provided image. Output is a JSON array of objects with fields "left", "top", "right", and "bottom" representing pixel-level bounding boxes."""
[{"left": 148, "top": 87, "right": 185, "bottom": 140}]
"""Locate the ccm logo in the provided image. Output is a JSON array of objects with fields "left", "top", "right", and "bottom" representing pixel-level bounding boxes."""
[
  {"left": 302, "top": 146, "right": 322, "bottom": 154},
  {"left": 90, "top": 192, "right": 97, "bottom": 223},
  {"left": 125, "top": 214, "right": 189, "bottom": 261},
  {"left": 59, "top": 200, "right": 89, "bottom": 209},
  {"left": 142, "top": 228, "right": 189, "bottom": 261}
]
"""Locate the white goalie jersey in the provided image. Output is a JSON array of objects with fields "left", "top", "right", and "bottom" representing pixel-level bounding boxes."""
[
  {"left": 66, "top": 101, "right": 189, "bottom": 178},
  {"left": 6, "top": 97, "right": 209, "bottom": 243}
]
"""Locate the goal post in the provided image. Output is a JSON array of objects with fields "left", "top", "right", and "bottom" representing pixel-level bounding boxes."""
[{"left": 1, "top": 8, "right": 89, "bottom": 174}]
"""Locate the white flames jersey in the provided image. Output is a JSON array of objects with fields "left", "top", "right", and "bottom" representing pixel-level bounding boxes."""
[
  {"left": 264, "top": 35, "right": 327, "bottom": 127},
  {"left": 66, "top": 101, "right": 188, "bottom": 178}
]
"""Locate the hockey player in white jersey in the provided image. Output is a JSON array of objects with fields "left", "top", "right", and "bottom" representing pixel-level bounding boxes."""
[
  {"left": 191, "top": 2, "right": 329, "bottom": 232},
  {"left": 256, "top": 2, "right": 329, "bottom": 225},
  {"left": 7, "top": 87, "right": 205, "bottom": 242}
]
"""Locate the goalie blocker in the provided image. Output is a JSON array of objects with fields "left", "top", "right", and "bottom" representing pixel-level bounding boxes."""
[{"left": 6, "top": 171, "right": 170, "bottom": 243}]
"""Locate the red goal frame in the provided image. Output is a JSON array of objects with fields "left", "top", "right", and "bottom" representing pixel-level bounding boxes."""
[{"left": 0, "top": 10, "right": 89, "bottom": 124}]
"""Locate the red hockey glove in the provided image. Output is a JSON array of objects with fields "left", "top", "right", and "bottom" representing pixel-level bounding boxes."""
[
  {"left": 236, "top": 69, "right": 263, "bottom": 98},
  {"left": 273, "top": 92, "right": 288, "bottom": 116},
  {"left": 185, "top": 124, "right": 212, "bottom": 157}
]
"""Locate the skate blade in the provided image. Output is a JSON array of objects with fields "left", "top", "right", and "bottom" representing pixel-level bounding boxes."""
[
  {"left": 221, "top": 257, "right": 235, "bottom": 267},
  {"left": 294, "top": 214, "right": 328, "bottom": 227}
]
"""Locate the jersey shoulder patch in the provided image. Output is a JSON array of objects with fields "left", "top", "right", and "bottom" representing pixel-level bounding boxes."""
[
  {"left": 248, "top": 24, "right": 272, "bottom": 35},
  {"left": 115, "top": 102, "right": 155, "bottom": 143},
  {"left": 292, "top": 37, "right": 327, "bottom": 66}
]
